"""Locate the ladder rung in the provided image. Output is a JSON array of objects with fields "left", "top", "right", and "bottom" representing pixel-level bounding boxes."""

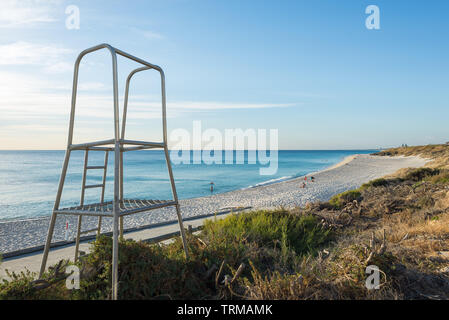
[
  {"left": 85, "top": 184, "right": 104, "bottom": 189},
  {"left": 80, "top": 228, "right": 99, "bottom": 235},
  {"left": 86, "top": 166, "right": 105, "bottom": 169}
]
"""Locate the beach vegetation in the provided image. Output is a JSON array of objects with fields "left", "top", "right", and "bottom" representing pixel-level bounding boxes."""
[
  {"left": 329, "top": 190, "right": 362, "bottom": 209},
  {"left": 373, "top": 143, "right": 449, "bottom": 169},
  {"left": 361, "top": 178, "right": 388, "bottom": 189},
  {"left": 0, "top": 210, "right": 332, "bottom": 300},
  {"left": 426, "top": 170, "right": 449, "bottom": 185},
  {"left": 403, "top": 168, "right": 440, "bottom": 182},
  {"left": 202, "top": 210, "right": 332, "bottom": 257},
  {"left": 2, "top": 144, "right": 449, "bottom": 300}
]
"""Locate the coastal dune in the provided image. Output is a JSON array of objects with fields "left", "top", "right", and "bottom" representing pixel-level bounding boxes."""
[{"left": 0, "top": 154, "right": 428, "bottom": 254}]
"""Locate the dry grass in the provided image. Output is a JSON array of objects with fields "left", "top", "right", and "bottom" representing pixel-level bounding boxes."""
[
  {"left": 297, "top": 165, "right": 449, "bottom": 299},
  {"left": 374, "top": 144, "right": 449, "bottom": 169},
  {"left": 383, "top": 211, "right": 449, "bottom": 257},
  {"left": 405, "top": 215, "right": 449, "bottom": 238}
]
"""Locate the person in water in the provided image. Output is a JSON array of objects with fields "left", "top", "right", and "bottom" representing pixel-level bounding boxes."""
[{"left": 210, "top": 181, "right": 215, "bottom": 193}]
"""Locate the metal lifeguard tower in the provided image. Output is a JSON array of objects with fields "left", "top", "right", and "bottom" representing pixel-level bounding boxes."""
[{"left": 39, "top": 44, "right": 189, "bottom": 300}]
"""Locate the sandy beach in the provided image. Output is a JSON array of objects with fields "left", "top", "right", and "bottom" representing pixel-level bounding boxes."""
[{"left": 0, "top": 154, "right": 428, "bottom": 255}]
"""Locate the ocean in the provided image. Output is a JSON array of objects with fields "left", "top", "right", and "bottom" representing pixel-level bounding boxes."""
[{"left": 0, "top": 150, "right": 376, "bottom": 221}]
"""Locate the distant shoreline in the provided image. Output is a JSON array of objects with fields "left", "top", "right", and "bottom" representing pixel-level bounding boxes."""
[
  {"left": 0, "top": 149, "right": 377, "bottom": 222},
  {"left": 0, "top": 149, "right": 380, "bottom": 152},
  {"left": 0, "top": 153, "right": 349, "bottom": 224}
]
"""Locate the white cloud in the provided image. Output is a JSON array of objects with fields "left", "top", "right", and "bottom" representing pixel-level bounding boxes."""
[
  {"left": 5, "top": 124, "right": 66, "bottom": 132},
  {"left": 129, "top": 27, "right": 164, "bottom": 40},
  {"left": 141, "top": 30, "right": 164, "bottom": 40},
  {"left": 0, "top": 71, "right": 297, "bottom": 148},
  {"left": 78, "top": 82, "right": 107, "bottom": 91},
  {"left": 0, "top": 0, "right": 60, "bottom": 28},
  {"left": 166, "top": 101, "right": 297, "bottom": 110},
  {"left": 0, "top": 72, "right": 296, "bottom": 121},
  {"left": 0, "top": 41, "right": 72, "bottom": 65},
  {"left": 0, "top": 41, "right": 73, "bottom": 75},
  {"left": 43, "top": 61, "right": 73, "bottom": 74}
]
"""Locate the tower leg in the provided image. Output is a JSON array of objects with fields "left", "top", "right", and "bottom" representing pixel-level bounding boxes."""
[
  {"left": 119, "top": 151, "right": 124, "bottom": 201},
  {"left": 175, "top": 204, "right": 189, "bottom": 259},
  {"left": 39, "top": 211, "right": 58, "bottom": 278},
  {"left": 74, "top": 215, "right": 82, "bottom": 261},
  {"left": 111, "top": 210, "right": 119, "bottom": 300},
  {"left": 97, "top": 150, "right": 108, "bottom": 239},
  {"left": 96, "top": 216, "right": 102, "bottom": 237},
  {"left": 120, "top": 216, "right": 124, "bottom": 239},
  {"left": 163, "top": 146, "right": 189, "bottom": 259},
  {"left": 111, "top": 140, "right": 121, "bottom": 300},
  {"left": 39, "top": 150, "right": 72, "bottom": 278},
  {"left": 119, "top": 150, "right": 124, "bottom": 240}
]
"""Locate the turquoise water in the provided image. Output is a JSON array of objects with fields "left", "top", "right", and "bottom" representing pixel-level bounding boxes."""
[{"left": 0, "top": 150, "right": 376, "bottom": 221}]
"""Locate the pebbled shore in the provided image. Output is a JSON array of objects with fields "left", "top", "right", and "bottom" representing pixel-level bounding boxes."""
[{"left": 0, "top": 154, "right": 428, "bottom": 254}]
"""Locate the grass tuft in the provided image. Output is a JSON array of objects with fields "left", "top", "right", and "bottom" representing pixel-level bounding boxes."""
[
  {"left": 403, "top": 168, "right": 440, "bottom": 182},
  {"left": 329, "top": 190, "right": 362, "bottom": 209},
  {"left": 361, "top": 178, "right": 388, "bottom": 189}
]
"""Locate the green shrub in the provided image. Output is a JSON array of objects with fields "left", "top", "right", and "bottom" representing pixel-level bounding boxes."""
[
  {"left": 329, "top": 190, "right": 362, "bottom": 209},
  {"left": 78, "top": 235, "right": 224, "bottom": 300},
  {"left": 202, "top": 210, "right": 332, "bottom": 257},
  {"left": 0, "top": 270, "right": 38, "bottom": 300},
  {"left": 361, "top": 178, "right": 388, "bottom": 189},
  {"left": 427, "top": 170, "right": 449, "bottom": 184},
  {"left": 0, "top": 209, "right": 332, "bottom": 300},
  {"left": 0, "top": 268, "right": 71, "bottom": 300},
  {"left": 404, "top": 168, "right": 440, "bottom": 182}
]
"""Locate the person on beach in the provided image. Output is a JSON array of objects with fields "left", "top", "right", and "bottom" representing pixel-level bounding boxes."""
[
  {"left": 301, "top": 182, "right": 306, "bottom": 188},
  {"left": 210, "top": 181, "right": 215, "bottom": 193},
  {"left": 311, "top": 176, "right": 315, "bottom": 182}
]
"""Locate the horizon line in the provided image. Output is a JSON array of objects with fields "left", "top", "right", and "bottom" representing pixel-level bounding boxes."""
[{"left": 0, "top": 148, "right": 382, "bottom": 152}]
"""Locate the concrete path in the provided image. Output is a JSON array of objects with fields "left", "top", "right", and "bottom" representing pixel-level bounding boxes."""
[{"left": 0, "top": 210, "right": 237, "bottom": 280}]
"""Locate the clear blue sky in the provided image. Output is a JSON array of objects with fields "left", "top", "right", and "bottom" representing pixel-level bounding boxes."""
[{"left": 1, "top": 0, "right": 448, "bottom": 149}]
